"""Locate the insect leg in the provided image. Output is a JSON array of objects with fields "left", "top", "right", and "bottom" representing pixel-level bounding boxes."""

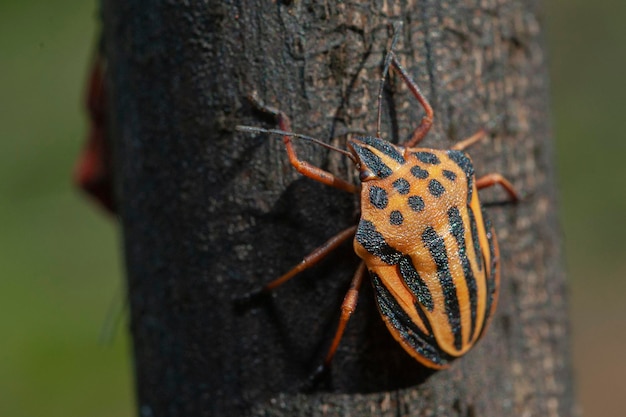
[
  {"left": 452, "top": 129, "right": 487, "bottom": 151},
  {"left": 247, "top": 93, "right": 358, "bottom": 194},
  {"left": 239, "top": 226, "right": 357, "bottom": 302},
  {"left": 389, "top": 53, "right": 434, "bottom": 148},
  {"left": 320, "top": 262, "right": 366, "bottom": 368},
  {"left": 265, "top": 225, "right": 357, "bottom": 291},
  {"left": 476, "top": 173, "right": 519, "bottom": 202}
]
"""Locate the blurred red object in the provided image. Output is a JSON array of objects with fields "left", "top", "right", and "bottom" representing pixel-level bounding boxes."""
[{"left": 74, "top": 53, "right": 116, "bottom": 214}]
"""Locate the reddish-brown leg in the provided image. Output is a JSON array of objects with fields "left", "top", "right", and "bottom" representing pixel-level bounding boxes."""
[
  {"left": 452, "top": 128, "right": 487, "bottom": 151},
  {"left": 248, "top": 93, "right": 357, "bottom": 194},
  {"left": 260, "top": 225, "right": 358, "bottom": 293},
  {"left": 388, "top": 53, "right": 434, "bottom": 148},
  {"left": 476, "top": 173, "right": 519, "bottom": 202},
  {"left": 322, "top": 261, "right": 366, "bottom": 367}
]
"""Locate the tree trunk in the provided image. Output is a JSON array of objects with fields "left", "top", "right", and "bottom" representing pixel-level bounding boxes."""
[{"left": 103, "top": 1, "right": 577, "bottom": 416}]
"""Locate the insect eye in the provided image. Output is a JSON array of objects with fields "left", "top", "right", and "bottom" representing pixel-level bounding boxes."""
[{"left": 359, "top": 169, "right": 377, "bottom": 182}]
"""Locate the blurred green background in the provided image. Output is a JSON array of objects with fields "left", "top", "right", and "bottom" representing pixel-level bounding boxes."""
[
  {"left": 0, "top": 1, "right": 132, "bottom": 416},
  {"left": 1, "top": 1, "right": 624, "bottom": 416},
  {"left": 548, "top": 1, "right": 626, "bottom": 416}
]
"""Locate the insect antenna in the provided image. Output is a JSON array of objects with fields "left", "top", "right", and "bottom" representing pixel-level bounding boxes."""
[
  {"left": 236, "top": 125, "right": 357, "bottom": 164},
  {"left": 376, "top": 21, "right": 403, "bottom": 138}
]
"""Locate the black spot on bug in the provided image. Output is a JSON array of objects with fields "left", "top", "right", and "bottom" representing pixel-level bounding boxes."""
[
  {"left": 443, "top": 170, "right": 457, "bottom": 181},
  {"left": 398, "top": 255, "right": 433, "bottom": 310},
  {"left": 392, "top": 178, "right": 410, "bottom": 195},
  {"left": 408, "top": 196, "right": 425, "bottom": 212},
  {"left": 447, "top": 150, "right": 473, "bottom": 175},
  {"left": 410, "top": 165, "right": 429, "bottom": 179},
  {"left": 389, "top": 210, "right": 404, "bottom": 225},
  {"left": 356, "top": 220, "right": 402, "bottom": 264},
  {"left": 369, "top": 186, "right": 388, "bottom": 209},
  {"left": 422, "top": 226, "right": 463, "bottom": 351},
  {"left": 447, "top": 150, "right": 475, "bottom": 203},
  {"left": 352, "top": 143, "right": 393, "bottom": 179},
  {"left": 428, "top": 179, "right": 445, "bottom": 197},
  {"left": 358, "top": 136, "right": 405, "bottom": 164},
  {"left": 414, "top": 151, "right": 440, "bottom": 165}
]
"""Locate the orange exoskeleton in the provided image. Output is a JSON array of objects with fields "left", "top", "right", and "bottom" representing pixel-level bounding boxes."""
[{"left": 237, "top": 23, "right": 518, "bottom": 372}]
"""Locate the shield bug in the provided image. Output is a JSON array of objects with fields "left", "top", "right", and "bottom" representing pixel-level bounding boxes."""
[{"left": 237, "top": 23, "right": 518, "bottom": 372}]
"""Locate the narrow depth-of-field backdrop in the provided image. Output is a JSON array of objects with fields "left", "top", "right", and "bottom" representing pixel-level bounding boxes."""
[{"left": 1, "top": 1, "right": 623, "bottom": 416}]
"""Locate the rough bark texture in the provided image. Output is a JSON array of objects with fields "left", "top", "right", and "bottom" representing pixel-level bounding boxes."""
[{"left": 104, "top": 1, "right": 576, "bottom": 416}]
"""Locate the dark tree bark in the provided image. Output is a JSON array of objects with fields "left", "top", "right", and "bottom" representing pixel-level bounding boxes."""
[{"left": 103, "top": 1, "right": 577, "bottom": 416}]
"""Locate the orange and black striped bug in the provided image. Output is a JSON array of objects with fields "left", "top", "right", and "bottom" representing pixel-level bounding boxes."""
[{"left": 237, "top": 23, "right": 518, "bottom": 373}]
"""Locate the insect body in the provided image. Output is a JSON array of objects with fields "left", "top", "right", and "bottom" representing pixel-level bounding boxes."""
[
  {"left": 238, "top": 26, "right": 517, "bottom": 372},
  {"left": 351, "top": 137, "right": 502, "bottom": 368}
]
